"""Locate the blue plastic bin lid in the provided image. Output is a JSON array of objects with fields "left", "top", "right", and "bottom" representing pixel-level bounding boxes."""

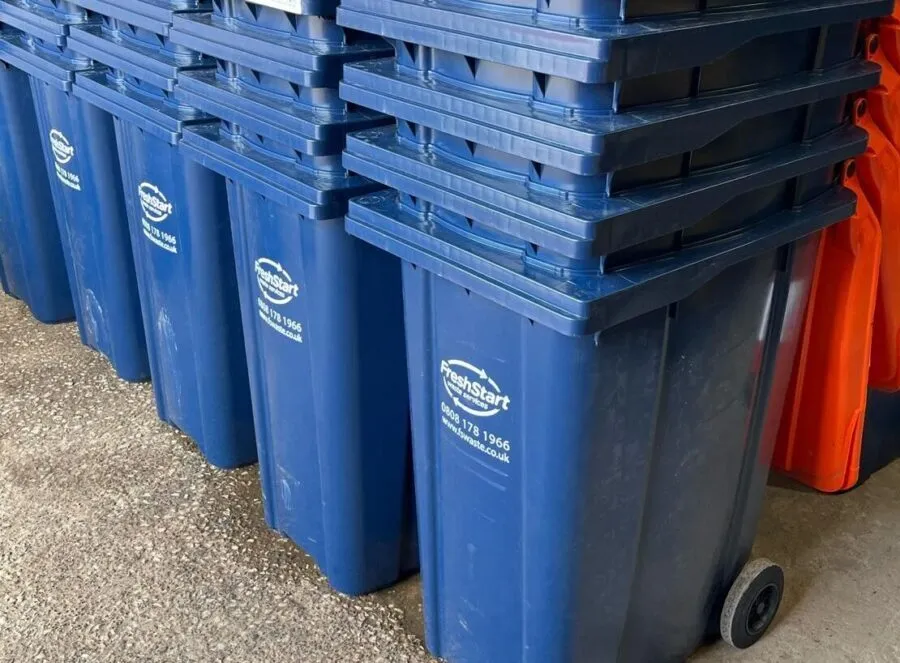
[
  {"left": 340, "top": 56, "right": 879, "bottom": 176},
  {"left": 343, "top": 123, "right": 867, "bottom": 259},
  {"left": 180, "top": 121, "right": 382, "bottom": 219},
  {"left": 345, "top": 185, "right": 854, "bottom": 337},
  {"left": 64, "top": 0, "right": 211, "bottom": 36},
  {"left": 170, "top": 11, "right": 391, "bottom": 87},
  {"left": 336, "top": 0, "right": 891, "bottom": 83},
  {"left": 211, "top": 0, "right": 335, "bottom": 15},
  {"left": 0, "top": 27, "right": 95, "bottom": 90},
  {"left": 0, "top": 0, "right": 93, "bottom": 44},
  {"left": 68, "top": 19, "right": 212, "bottom": 91},
  {"left": 74, "top": 68, "right": 214, "bottom": 144},
  {"left": 176, "top": 66, "right": 390, "bottom": 154}
]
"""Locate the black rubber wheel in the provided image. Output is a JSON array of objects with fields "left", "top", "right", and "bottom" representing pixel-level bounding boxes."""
[{"left": 720, "top": 559, "right": 784, "bottom": 649}]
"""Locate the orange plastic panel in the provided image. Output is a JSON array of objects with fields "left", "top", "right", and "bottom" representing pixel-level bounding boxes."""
[
  {"left": 880, "top": 6, "right": 900, "bottom": 72},
  {"left": 854, "top": 99, "right": 900, "bottom": 390},
  {"left": 866, "top": 36, "right": 900, "bottom": 146},
  {"left": 773, "top": 164, "right": 882, "bottom": 492}
]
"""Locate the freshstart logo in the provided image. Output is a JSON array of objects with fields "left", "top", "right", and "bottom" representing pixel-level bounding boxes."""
[
  {"left": 255, "top": 258, "right": 299, "bottom": 305},
  {"left": 49, "top": 129, "right": 74, "bottom": 165},
  {"left": 139, "top": 182, "right": 173, "bottom": 223},
  {"left": 440, "top": 359, "right": 510, "bottom": 418}
]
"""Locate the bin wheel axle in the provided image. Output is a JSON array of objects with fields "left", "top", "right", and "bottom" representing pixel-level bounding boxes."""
[{"left": 720, "top": 558, "right": 784, "bottom": 649}]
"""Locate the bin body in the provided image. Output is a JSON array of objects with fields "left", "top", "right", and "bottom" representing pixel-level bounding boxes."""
[
  {"left": 30, "top": 67, "right": 150, "bottom": 380},
  {"left": 345, "top": 185, "right": 854, "bottom": 662},
  {"left": 0, "top": 0, "right": 151, "bottom": 377},
  {"left": 110, "top": 110, "right": 255, "bottom": 467},
  {"left": 170, "top": 0, "right": 415, "bottom": 592},
  {"left": 225, "top": 181, "right": 413, "bottom": 594},
  {"left": 0, "top": 57, "right": 73, "bottom": 322},
  {"left": 65, "top": 9, "right": 256, "bottom": 466}
]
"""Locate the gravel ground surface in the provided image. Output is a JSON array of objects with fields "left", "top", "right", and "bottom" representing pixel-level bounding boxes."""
[
  {"left": 3, "top": 292, "right": 900, "bottom": 663},
  {"left": 0, "top": 295, "right": 429, "bottom": 663}
]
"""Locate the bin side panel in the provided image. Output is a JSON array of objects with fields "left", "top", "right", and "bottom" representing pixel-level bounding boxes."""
[
  {"left": 180, "top": 157, "right": 256, "bottom": 468},
  {"left": 29, "top": 78, "right": 150, "bottom": 381},
  {"left": 226, "top": 182, "right": 414, "bottom": 595},
  {"left": 115, "top": 119, "right": 254, "bottom": 467},
  {"left": 0, "top": 63, "right": 73, "bottom": 322},
  {"left": 227, "top": 181, "right": 324, "bottom": 552}
]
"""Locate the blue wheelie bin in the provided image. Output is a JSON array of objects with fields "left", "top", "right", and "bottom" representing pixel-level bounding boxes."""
[
  {"left": 167, "top": 0, "right": 417, "bottom": 595},
  {"left": 0, "top": 0, "right": 151, "bottom": 381},
  {"left": 0, "top": 26, "right": 73, "bottom": 323},
  {"left": 346, "top": 183, "right": 854, "bottom": 663},
  {"left": 60, "top": 10, "right": 256, "bottom": 469},
  {"left": 335, "top": 0, "right": 891, "bottom": 660}
]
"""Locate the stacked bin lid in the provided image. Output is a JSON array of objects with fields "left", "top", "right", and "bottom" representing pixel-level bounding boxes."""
[
  {"left": 167, "top": 0, "right": 418, "bottom": 596},
  {"left": 775, "top": 30, "right": 900, "bottom": 493},
  {"left": 336, "top": 0, "right": 892, "bottom": 662}
]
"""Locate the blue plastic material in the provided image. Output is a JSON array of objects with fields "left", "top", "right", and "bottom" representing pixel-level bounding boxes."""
[
  {"left": 0, "top": 253, "right": 10, "bottom": 295},
  {"left": 0, "top": 26, "right": 150, "bottom": 380},
  {"left": 170, "top": 1, "right": 390, "bottom": 88},
  {"left": 179, "top": 121, "right": 416, "bottom": 595},
  {"left": 0, "top": 44, "right": 73, "bottom": 322},
  {"left": 169, "top": 2, "right": 391, "bottom": 186},
  {"left": 336, "top": 0, "right": 891, "bottom": 82},
  {"left": 71, "top": 62, "right": 256, "bottom": 467},
  {"left": 174, "top": 64, "right": 389, "bottom": 157},
  {"left": 0, "top": 0, "right": 93, "bottom": 46},
  {"left": 66, "top": 0, "right": 210, "bottom": 37},
  {"left": 345, "top": 184, "right": 853, "bottom": 662},
  {"left": 342, "top": 121, "right": 866, "bottom": 262},
  {"left": 181, "top": 122, "right": 381, "bottom": 217},
  {"left": 68, "top": 17, "right": 211, "bottom": 91},
  {"left": 341, "top": 57, "right": 879, "bottom": 176}
]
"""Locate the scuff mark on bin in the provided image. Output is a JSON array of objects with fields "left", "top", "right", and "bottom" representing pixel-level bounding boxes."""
[
  {"left": 81, "top": 288, "right": 104, "bottom": 349},
  {"left": 156, "top": 307, "right": 182, "bottom": 420}
]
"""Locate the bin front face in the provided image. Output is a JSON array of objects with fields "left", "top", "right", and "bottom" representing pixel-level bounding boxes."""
[
  {"left": 114, "top": 118, "right": 255, "bottom": 468},
  {"left": 226, "top": 181, "right": 413, "bottom": 594},
  {"left": 28, "top": 77, "right": 150, "bottom": 381},
  {"left": 0, "top": 62, "right": 73, "bottom": 322},
  {"left": 402, "top": 236, "right": 816, "bottom": 662}
]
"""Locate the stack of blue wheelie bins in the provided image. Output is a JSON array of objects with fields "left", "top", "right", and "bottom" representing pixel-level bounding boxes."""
[
  {"left": 0, "top": 0, "right": 256, "bottom": 463},
  {"left": 165, "top": 0, "right": 418, "bottom": 596},
  {"left": 0, "top": 0, "right": 418, "bottom": 597},
  {"left": 335, "top": 0, "right": 893, "bottom": 661}
]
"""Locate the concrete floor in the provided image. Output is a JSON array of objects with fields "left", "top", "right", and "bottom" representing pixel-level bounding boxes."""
[{"left": 2, "top": 293, "right": 900, "bottom": 663}]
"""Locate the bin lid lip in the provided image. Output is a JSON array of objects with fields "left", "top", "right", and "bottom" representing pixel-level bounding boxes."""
[
  {"left": 176, "top": 66, "right": 387, "bottom": 129},
  {"left": 340, "top": 57, "right": 880, "bottom": 175},
  {"left": 343, "top": 123, "right": 868, "bottom": 258},
  {"left": 346, "top": 187, "right": 853, "bottom": 334},
  {"left": 0, "top": 0, "right": 98, "bottom": 29},
  {"left": 0, "top": 29, "right": 99, "bottom": 78},
  {"left": 76, "top": 68, "right": 215, "bottom": 124},
  {"left": 337, "top": 0, "right": 892, "bottom": 55},
  {"left": 88, "top": 0, "right": 212, "bottom": 18},
  {"left": 181, "top": 122, "right": 380, "bottom": 212}
]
